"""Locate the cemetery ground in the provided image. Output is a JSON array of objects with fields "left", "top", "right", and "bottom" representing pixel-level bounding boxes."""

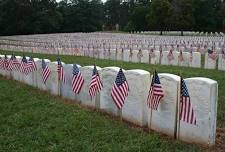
[{"left": 0, "top": 50, "right": 224, "bottom": 151}]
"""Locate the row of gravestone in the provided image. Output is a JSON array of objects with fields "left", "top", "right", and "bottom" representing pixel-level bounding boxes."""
[
  {"left": 79, "top": 49, "right": 225, "bottom": 70},
  {"left": 0, "top": 54, "right": 218, "bottom": 146},
  {"left": 1, "top": 45, "right": 225, "bottom": 70}
]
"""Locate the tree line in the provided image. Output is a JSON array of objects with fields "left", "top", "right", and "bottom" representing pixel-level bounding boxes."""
[{"left": 0, "top": 0, "right": 224, "bottom": 36}]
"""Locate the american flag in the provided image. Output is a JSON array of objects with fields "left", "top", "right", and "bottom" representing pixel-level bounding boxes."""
[
  {"left": 57, "top": 58, "right": 65, "bottom": 83},
  {"left": 150, "top": 49, "right": 156, "bottom": 58},
  {"left": 89, "top": 65, "right": 103, "bottom": 97},
  {"left": 111, "top": 69, "right": 129, "bottom": 109},
  {"left": 20, "top": 55, "right": 29, "bottom": 75},
  {"left": 72, "top": 64, "right": 84, "bottom": 94},
  {"left": 0, "top": 56, "right": 3, "bottom": 69},
  {"left": 147, "top": 72, "right": 164, "bottom": 110},
  {"left": 190, "top": 51, "right": 193, "bottom": 62},
  {"left": 42, "top": 59, "right": 51, "bottom": 84},
  {"left": 7, "top": 55, "right": 14, "bottom": 71},
  {"left": 27, "top": 56, "right": 37, "bottom": 73},
  {"left": 2, "top": 55, "right": 9, "bottom": 70},
  {"left": 208, "top": 49, "right": 218, "bottom": 60},
  {"left": 178, "top": 51, "right": 184, "bottom": 62},
  {"left": 167, "top": 50, "right": 174, "bottom": 61},
  {"left": 180, "top": 79, "right": 196, "bottom": 125},
  {"left": 12, "top": 56, "right": 21, "bottom": 71}
]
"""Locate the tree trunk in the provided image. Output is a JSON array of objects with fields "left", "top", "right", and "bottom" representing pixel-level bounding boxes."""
[
  {"left": 160, "top": 31, "right": 162, "bottom": 35},
  {"left": 181, "top": 30, "right": 183, "bottom": 36}
]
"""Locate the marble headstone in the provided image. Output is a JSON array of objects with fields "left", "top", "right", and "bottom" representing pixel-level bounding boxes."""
[
  {"left": 36, "top": 59, "right": 51, "bottom": 91},
  {"left": 60, "top": 64, "right": 82, "bottom": 102},
  {"left": 218, "top": 54, "right": 225, "bottom": 71},
  {"left": 190, "top": 52, "right": 201, "bottom": 68},
  {"left": 161, "top": 51, "right": 169, "bottom": 65},
  {"left": 123, "top": 49, "right": 130, "bottom": 62},
  {"left": 79, "top": 66, "right": 102, "bottom": 108},
  {"left": 178, "top": 52, "right": 190, "bottom": 67},
  {"left": 132, "top": 50, "right": 140, "bottom": 63},
  {"left": 11, "top": 56, "right": 22, "bottom": 81},
  {"left": 204, "top": 53, "right": 217, "bottom": 69},
  {"left": 141, "top": 50, "right": 149, "bottom": 63},
  {"left": 100, "top": 67, "right": 121, "bottom": 116},
  {"left": 169, "top": 51, "right": 179, "bottom": 66},
  {"left": 150, "top": 73, "right": 180, "bottom": 138},
  {"left": 178, "top": 78, "right": 218, "bottom": 146},
  {"left": 122, "top": 70, "right": 150, "bottom": 126}
]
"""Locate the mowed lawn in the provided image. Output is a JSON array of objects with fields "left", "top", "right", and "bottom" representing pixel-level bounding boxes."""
[{"left": 0, "top": 50, "right": 224, "bottom": 151}]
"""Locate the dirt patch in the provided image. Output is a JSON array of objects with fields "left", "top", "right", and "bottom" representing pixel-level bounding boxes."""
[{"left": 202, "top": 128, "right": 225, "bottom": 152}]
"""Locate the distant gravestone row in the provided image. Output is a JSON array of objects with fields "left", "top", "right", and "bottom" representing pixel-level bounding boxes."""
[
  {"left": 0, "top": 54, "right": 218, "bottom": 147},
  {"left": 1, "top": 41, "right": 225, "bottom": 70}
]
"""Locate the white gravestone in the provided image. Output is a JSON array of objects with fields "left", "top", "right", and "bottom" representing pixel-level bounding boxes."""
[
  {"left": 178, "top": 52, "right": 190, "bottom": 67},
  {"left": 116, "top": 48, "right": 123, "bottom": 61},
  {"left": 123, "top": 49, "right": 130, "bottom": 62},
  {"left": 169, "top": 51, "right": 179, "bottom": 66},
  {"left": 31, "top": 58, "right": 40, "bottom": 87},
  {"left": 110, "top": 49, "right": 117, "bottom": 60},
  {"left": 154, "top": 51, "right": 161, "bottom": 65},
  {"left": 0, "top": 55, "right": 6, "bottom": 76},
  {"left": 161, "top": 51, "right": 169, "bottom": 65},
  {"left": 60, "top": 64, "right": 81, "bottom": 102},
  {"left": 190, "top": 52, "right": 201, "bottom": 68},
  {"left": 132, "top": 50, "right": 140, "bottom": 63},
  {"left": 79, "top": 66, "right": 102, "bottom": 108},
  {"left": 218, "top": 54, "right": 225, "bottom": 71},
  {"left": 100, "top": 67, "right": 122, "bottom": 116},
  {"left": 178, "top": 78, "right": 218, "bottom": 146},
  {"left": 204, "top": 53, "right": 217, "bottom": 69},
  {"left": 36, "top": 59, "right": 51, "bottom": 91},
  {"left": 46, "top": 61, "right": 64, "bottom": 96},
  {"left": 99, "top": 48, "right": 105, "bottom": 59},
  {"left": 150, "top": 73, "right": 180, "bottom": 138},
  {"left": 5, "top": 55, "right": 12, "bottom": 78},
  {"left": 122, "top": 70, "right": 150, "bottom": 126},
  {"left": 12, "top": 56, "right": 22, "bottom": 81},
  {"left": 150, "top": 50, "right": 160, "bottom": 65},
  {"left": 141, "top": 50, "right": 149, "bottom": 63},
  {"left": 23, "top": 57, "right": 34, "bottom": 86}
]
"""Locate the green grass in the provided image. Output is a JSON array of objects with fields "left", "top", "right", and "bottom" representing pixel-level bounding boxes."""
[
  {"left": 0, "top": 50, "right": 224, "bottom": 151},
  {"left": 0, "top": 76, "right": 201, "bottom": 151}
]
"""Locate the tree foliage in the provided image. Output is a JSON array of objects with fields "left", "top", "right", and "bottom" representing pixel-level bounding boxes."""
[{"left": 0, "top": 0, "right": 224, "bottom": 36}]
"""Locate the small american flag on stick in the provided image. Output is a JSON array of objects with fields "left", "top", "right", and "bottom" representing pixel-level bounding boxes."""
[
  {"left": 178, "top": 51, "right": 184, "bottom": 62},
  {"left": 111, "top": 69, "right": 129, "bottom": 109},
  {"left": 89, "top": 65, "right": 103, "bottom": 97},
  {"left": 3, "top": 55, "right": 9, "bottom": 70},
  {"left": 72, "top": 64, "right": 84, "bottom": 94},
  {"left": 57, "top": 58, "right": 65, "bottom": 83},
  {"left": 208, "top": 49, "right": 218, "bottom": 60},
  {"left": 42, "top": 59, "right": 51, "bottom": 84},
  {"left": 20, "top": 55, "right": 29, "bottom": 75},
  {"left": 7, "top": 55, "right": 15, "bottom": 71},
  {"left": 12, "top": 56, "right": 21, "bottom": 71},
  {"left": 147, "top": 72, "right": 164, "bottom": 110},
  {"left": 180, "top": 78, "right": 196, "bottom": 125},
  {"left": 0, "top": 56, "right": 3, "bottom": 69},
  {"left": 167, "top": 50, "right": 174, "bottom": 61},
  {"left": 26, "top": 56, "right": 37, "bottom": 73}
]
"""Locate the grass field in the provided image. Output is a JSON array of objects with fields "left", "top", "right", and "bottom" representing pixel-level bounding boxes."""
[{"left": 0, "top": 50, "right": 224, "bottom": 151}]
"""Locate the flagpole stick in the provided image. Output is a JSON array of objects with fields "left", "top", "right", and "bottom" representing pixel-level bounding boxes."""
[
  {"left": 118, "top": 49, "right": 124, "bottom": 121},
  {"left": 57, "top": 47, "right": 61, "bottom": 97},
  {"left": 175, "top": 72, "right": 182, "bottom": 140},
  {"left": 149, "top": 69, "right": 155, "bottom": 133}
]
